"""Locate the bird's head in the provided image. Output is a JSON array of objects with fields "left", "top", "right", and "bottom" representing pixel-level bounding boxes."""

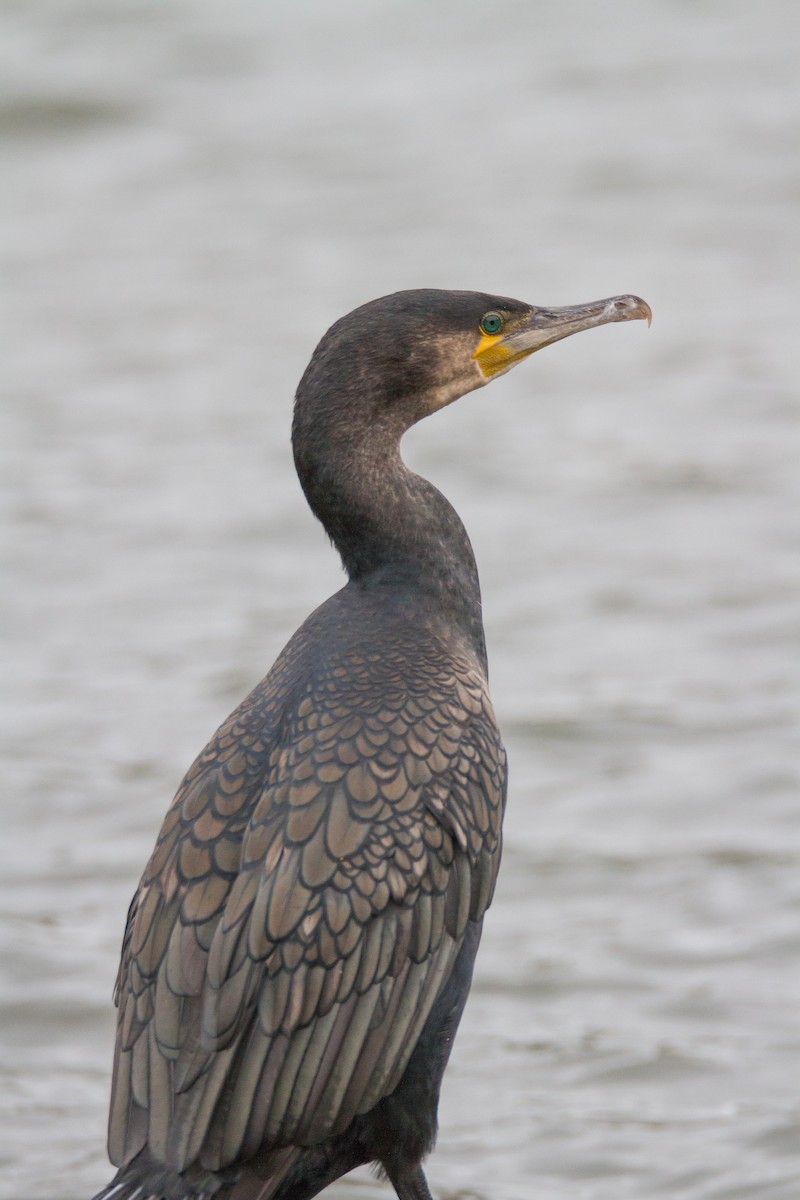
[{"left": 296, "top": 288, "right": 651, "bottom": 437}]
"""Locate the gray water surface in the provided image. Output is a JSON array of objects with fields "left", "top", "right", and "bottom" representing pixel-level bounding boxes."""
[{"left": 2, "top": 3, "right": 799, "bottom": 1197}]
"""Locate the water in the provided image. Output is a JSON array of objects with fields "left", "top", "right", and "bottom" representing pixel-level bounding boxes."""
[{"left": 1, "top": 2, "right": 799, "bottom": 1197}]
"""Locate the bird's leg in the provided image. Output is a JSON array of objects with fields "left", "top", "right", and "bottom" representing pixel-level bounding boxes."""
[{"left": 386, "top": 1164, "right": 434, "bottom": 1200}]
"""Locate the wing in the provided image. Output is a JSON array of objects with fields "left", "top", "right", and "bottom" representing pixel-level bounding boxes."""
[{"left": 108, "top": 634, "right": 506, "bottom": 1178}]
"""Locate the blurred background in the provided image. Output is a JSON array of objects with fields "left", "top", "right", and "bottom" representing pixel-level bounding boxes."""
[{"left": 1, "top": 2, "right": 798, "bottom": 1197}]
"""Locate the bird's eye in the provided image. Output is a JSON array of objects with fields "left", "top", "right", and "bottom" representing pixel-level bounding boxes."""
[{"left": 480, "top": 311, "right": 504, "bottom": 336}]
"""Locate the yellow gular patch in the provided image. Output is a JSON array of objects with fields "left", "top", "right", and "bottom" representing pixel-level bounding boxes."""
[
  {"left": 474, "top": 332, "right": 503, "bottom": 358},
  {"left": 473, "top": 332, "right": 535, "bottom": 380}
]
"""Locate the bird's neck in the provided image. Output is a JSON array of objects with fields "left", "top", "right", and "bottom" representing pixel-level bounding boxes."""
[{"left": 294, "top": 429, "right": 487, "bottom": 665}]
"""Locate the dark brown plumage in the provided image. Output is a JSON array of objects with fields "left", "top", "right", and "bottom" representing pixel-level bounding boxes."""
[{"left": 94, "top": 288, "right": 650, "bottom": 1200}]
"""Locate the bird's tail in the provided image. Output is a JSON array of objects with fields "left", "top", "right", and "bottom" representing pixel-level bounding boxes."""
[
  {"left": 91, "top": 1148, "right": 300, "bottom": 1200},
  {"left": 90, "top": 1163, "right": 215, "bottom": 1200},
  {"left": 91, "top": 1179, "right": 158, "bottom": 1200}
]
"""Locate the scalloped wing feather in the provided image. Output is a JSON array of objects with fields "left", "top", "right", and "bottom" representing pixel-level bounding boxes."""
[{"left": 107, "top": 616, "right": 506, "bottom": 1180}]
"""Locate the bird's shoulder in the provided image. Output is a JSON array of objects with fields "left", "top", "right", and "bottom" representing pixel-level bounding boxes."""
[{"left": 140, "top": 583, "right": 504, "bottom": 894}]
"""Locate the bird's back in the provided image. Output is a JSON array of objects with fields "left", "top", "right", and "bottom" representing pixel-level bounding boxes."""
[{"left": 105, "top": 581, "right": 507, "bottom": 1199}]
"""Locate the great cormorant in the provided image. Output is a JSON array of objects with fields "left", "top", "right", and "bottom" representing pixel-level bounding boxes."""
[{"left": 93, "top": 288, "right": 651, "bottom": 1200}]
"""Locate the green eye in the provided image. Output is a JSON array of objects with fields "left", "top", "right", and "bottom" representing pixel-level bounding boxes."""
[{"left": 480, "top": 311, "right": 504, "bottom": 335}]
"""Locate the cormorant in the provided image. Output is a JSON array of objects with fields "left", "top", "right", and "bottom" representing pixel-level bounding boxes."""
[{"left": 93, "top": 288, "right": 651, "bottom": 1200}]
